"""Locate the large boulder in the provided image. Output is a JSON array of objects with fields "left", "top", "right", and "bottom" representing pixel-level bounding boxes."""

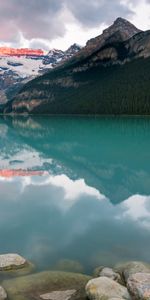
[
  {"left": 0, "top": 254, "right": 33, "bottom": 277},
  {"left": 0, "top": 254, "right": 27, "bottom": 271},
  {"left": 0, "top": 286, "right": 7, "bottom": 300},
  {"left": 115, "top": 261, "right": 150, "bottom": 283},
  {"left": 86, "top": 276, "right": 131, "bottom": 300},
  {"left": 2, "top": 270, "right": 91, "bottom": 300},
  {"left": 127, "top": 273, "right": 150, "bottom": 300}
]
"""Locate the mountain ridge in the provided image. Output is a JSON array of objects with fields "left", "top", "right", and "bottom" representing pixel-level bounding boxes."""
[
  {"left": 64, "top": 17, "right": 141, "bottom": 67},
  {"left": 3, "top": 17, "right": 150, "bottom": 115}
]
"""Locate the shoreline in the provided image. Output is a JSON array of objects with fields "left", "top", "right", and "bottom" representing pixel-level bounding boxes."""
[{"left": 0, "top": 254, "right": 150, "bottom": 299}]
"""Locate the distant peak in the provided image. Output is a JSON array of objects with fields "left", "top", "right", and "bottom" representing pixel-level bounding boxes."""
[
  {"left": 67, "top": 43, "right": 82, "bottom": 51},
  {"left": 72, "top": 43, "right": 81, "bottom": 48},
  {"left": 113, "top": 17, "right": 140, "bottom": 29},
  {"left": 102, "top": 17, "right": 141, "bottom": 40},
  {"left": 114, "top": 17, "right": 129, "bottom": 24}
]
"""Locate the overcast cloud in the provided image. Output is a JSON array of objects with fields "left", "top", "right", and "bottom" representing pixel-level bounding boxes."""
[{"left": 0, "top": 0, "right": 150, "bottom": 50}]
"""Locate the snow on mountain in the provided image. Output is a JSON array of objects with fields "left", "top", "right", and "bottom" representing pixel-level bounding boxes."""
[
  {"left": 0, "top": 56, "right": 45, "bottom": 78},
  {"left": 0, "top": 44, "right": 82, "bottom": 78},
  {"left": 0, "top": 44, "right": 82, "bottom": 106},
  {"left": 43, "top": 44, "right": 82, "bottom": 66},
  {"left": 43, "top": 49, "right": 65, "bottom": 66}
]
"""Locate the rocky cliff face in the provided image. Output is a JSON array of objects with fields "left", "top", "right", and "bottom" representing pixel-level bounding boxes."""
[{"left": 68, "top": 17, "right": 141, "bottom": 63}]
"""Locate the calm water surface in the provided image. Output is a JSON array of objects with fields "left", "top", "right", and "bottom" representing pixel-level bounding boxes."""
[{"left": 0, "top": 116, "right": 150, "bottom": 274}]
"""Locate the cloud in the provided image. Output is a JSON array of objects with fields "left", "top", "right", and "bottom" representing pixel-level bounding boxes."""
[
  {"left": 66, "top": 0, "right": 132, "bottom": 27},
  {"left": 0, "top": 0, "right": 134, "bottom": 46},
  {"left": 1, "top": 0, "right": 150, "bottom": 50},
  {"left": 0, "top": 0, "right": 65, "bottom": 42},
  {"left": 119, "top": 194, "right": 150, "bottom": 230},
  {"left": 129, "top": 0, "right": 150, "bottom": 31}
]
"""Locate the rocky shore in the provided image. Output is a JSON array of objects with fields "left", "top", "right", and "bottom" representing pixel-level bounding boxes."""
[{"left": 0, "top": 254, "right": 150, "bottom": 300}]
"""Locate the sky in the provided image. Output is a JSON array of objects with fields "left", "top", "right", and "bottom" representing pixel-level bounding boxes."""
[{"left": 0, "top": 0, "right": 150, "bottom": 51}]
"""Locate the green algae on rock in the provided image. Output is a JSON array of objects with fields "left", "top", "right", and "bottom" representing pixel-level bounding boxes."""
[
  {"left": 40, "top": 289, "right": 76, "bottom": 300},
  {"left": 2, "top": 271, "right": 91, "bottom": 300}
]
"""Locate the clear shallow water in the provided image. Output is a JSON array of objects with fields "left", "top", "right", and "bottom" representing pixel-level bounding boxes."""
[{"left": 0, "top": 116, "right": 150, "bottom": 275}]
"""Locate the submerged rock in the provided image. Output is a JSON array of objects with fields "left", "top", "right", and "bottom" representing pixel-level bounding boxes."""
[
  {"left": 0, "top": 254, "right": 27, "bottom": 271},
  {"left": 86, "top": 276, "right": 131, "bottom": 300},
  {"left": 40, "top": 289, "right": 76, "bottom": 300},
  {"left": 115, "top": 261, "right": 150, "bottom": 283},
  {"left": 0, "top": 286, "right": 7, "bottom": 300},
  {"left": 127, "top": 273, "right": 150, "bottom": 300},
  {"left": 2, "top": 270, "right": 90, "bottom": 300}
]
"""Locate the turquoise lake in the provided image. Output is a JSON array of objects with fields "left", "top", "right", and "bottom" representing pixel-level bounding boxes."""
[{"left": 0, "top": 116, "right": 150, "bottom": 274}]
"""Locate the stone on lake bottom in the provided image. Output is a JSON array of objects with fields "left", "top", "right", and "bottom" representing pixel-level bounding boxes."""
[
  {"left": 127, "top": 273, "right": 150, "bottom": 300},
  {"left": 0, "top": 254, "right": 27, "bottom": 271},
  {"left": 0, "top": 286, "right": 7, "bottom": 300},
  {"left": 86, "top": 276, "right": 131, "bottom": 300},
  {"left": 40, "top": 289, "right": 76, "bottom": 300},
  {"left": 2, "top": 270, "right": 90, "bottom": 300}
]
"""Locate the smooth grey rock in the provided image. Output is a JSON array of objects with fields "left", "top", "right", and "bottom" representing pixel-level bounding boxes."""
[
  {"left": 109, "top": 298, "right": 125, "bottom": 300},
  {"left": 115, "top": 261, "right": 150, "bottom": 283},
  {"left": 0, "top": 286, "right": 7, "bottom": 300},
  {"left": 40, "top": 289, "right": 76, "bottom": 300},
  {"left": 0, "top": 254, "right": 26, "bottom": 271},
  {"left": 99, "top": 268, "right": 121, "bottom": 283},
  {"left": 127, "top": 273, "right": 150, "bottom": 300},
  {"left": 86, "top": 277, "right": 131, "bottom": 300}
]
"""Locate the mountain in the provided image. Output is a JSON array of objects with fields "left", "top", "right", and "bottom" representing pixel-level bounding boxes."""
[
  {"left": 64, "top": 43, "right": 82, "bottom": 58},
  {"left": 70, "top": 17, "right": 141, "bottom": 62},
  {"left": 1, "top": 116, "right": 150, "bottom": 204},
  {"left": 0, "top": 44, "right": 82, "bottom": 108},
  {"left": 4, "top": 18, "right": 150, "bottom": 115},
  {"left": 43, "top": 44, "right": 81, "bottom": 67},
  {"left": 0, "top": 49, "right": 45, "bottom": 106}
]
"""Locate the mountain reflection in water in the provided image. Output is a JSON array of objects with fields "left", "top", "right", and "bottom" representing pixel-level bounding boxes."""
[{"left": 0, "top": 116, "right": 150, "bottom": 273}]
